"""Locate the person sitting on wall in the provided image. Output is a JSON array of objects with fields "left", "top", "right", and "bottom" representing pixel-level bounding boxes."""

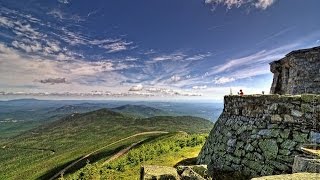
[{"left": 239, "top": 89, "right": 244, "bottom": 96}]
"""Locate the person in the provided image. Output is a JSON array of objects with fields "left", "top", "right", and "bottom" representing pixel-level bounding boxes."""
[{"left": 239, "top": 89, "right": 244, "bottom": 96}]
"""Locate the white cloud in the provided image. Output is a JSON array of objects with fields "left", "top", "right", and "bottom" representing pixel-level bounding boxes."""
[
  {"left": 153, "top": 53, "right": 185, "bottom": 61},
  {"left": 185, "top": 53, "right": 211, "bottom": 61},
  {"left": 58, "top": 28, "right": 134, "bottom": 53},
  {"left": 48, "top": 9, "right": 84, "bottom": 22},
  {"left": 145, "top": 87, "right": 202, "bottom": 97},
  {"left": 58, "top": 0, "right": 71, "bottom": 4},
  {"left": 192, "top": 85, "right": 208, "bottom": 89},
  {"left": 0, "top": 12, "right": 72, "bottom": 60},
  {"left": 151, "top": 52, "right": 210, "bottom": 62},
  {"left": 0, "top": 16, "right": 14, "bottom": 28},
  {"left": 103, "top": 41, "right": 133, "bottom": 53},
  {"left": 209, "top": 44, "right": 299, "bottom": 76},
  {"left": 171, "top": 75, "right": 181, "bottom": 82},
  {"left": 12, "top": 40, "right": 42, "bottom": 53},
  {"left": 0, "top": 43, "right": 133, "bottom": 92},
  {"left": 255, "top": 0, "right": 275, "bottom": 10},
  {"left": 124, "top": 57, "right": 139, "bottom": 61},
  {"left": 129, "top": 84, "right": 144, "bottom": 91},
  {"left": 213, "top": 77, "right": 235, "bottom": 84},
  {"left": 205, "top": 0, "right": 276, "bottom": 10}
]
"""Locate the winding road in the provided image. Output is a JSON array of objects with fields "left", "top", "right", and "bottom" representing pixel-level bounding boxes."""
[{"left": 49, "top": 131, "right": 168, "bottom": 180}]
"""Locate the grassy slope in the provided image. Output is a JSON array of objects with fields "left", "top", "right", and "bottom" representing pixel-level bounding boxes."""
[
  {"left": 66, "top": 133, "right": 206, "bottom": 180},
  {"left": 0, "top": 109, "right": 213, "bottom": 180},
  {"left": 0, "top": 104, "right": 180, "bottom": 139}
]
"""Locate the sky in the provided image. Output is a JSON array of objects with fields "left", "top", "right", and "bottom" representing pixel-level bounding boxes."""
[{"left": 0, "top": 0, "right": 320, "bottom": 100}]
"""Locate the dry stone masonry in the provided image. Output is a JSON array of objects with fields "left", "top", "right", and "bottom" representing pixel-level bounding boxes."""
[
  {"left": 197, "top": 94, "right": 320, "bottom": 177},
  {"left": 197, "top": 46, "right": 320, "bottom": 178},
  {"left": 270, "top": 46, "right": 320, "bottom": 95}
]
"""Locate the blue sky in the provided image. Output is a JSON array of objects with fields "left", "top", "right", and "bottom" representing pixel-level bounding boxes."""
[{"left": 0, "top": 0, "right": 320, "bottom": 100}]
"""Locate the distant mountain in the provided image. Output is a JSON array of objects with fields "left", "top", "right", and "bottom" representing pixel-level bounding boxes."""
[
  {"left": 111, "top": 104, "right": 170, "bottom": 117},
  {"left": 49, "top": 104, "right": 170, "bottom": 118},
  {"left": 0, "top": 108, "right": 213, "bottom": 179},
  {"left": 0, "top": 99, "right": 222, "bottom": 139},
  {"left": 49, "top": 104, "right": 103, "bottom": 114}
]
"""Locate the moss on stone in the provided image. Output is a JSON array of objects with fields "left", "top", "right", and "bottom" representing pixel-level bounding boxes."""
[
  {"left": 301, "top": 94, "right": 319, "bottom": 103},
  {"left": 258, "top": 139, "right": 278, "bottom": 160}
]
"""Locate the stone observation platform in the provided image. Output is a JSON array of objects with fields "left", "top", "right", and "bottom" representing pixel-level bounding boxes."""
[
  {"left": 197, "top": 46, "right": 320, "bottom": 178},
  {"left": 197, "top": 94, "right": 320, "bottom": 177},
  {"left": 270, "top": 46, "right": 320, "bottom": 95},
  {"left": 140, "top": 46, "right": 320, "bottom": 179}
]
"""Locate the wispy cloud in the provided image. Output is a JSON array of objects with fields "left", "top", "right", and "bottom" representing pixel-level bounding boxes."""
[
  {"left": 152, "top": 52, "right": 186, "bottom": 61},
  {"left": 103, "top": 41, "right": 134, "bottom": 53},
  {"left": 256, "top": 27, "right": 295, "bottom": 45},
  {"left": 57, "top": 0, "right": 71, "bottom": 4},
  {"left": 151, "top": 52, "right": 211, "bottom": 62},
  {"left": 192, "top": 85, "right": 207, "bottom": 90},
  {"left": 48, "top": 9, "right": 85, "bottom": 22},
  {"left": 209, "top": 44, "right": 298, "bottom": 76},
  {"left": 205, "top": 0, "right": 276, "bottom": 10},
  {"left": 213, "top": 77, "right": 235, "bottom": 84},
  {"left": 171, "top": 75, "right": 181, "bottom": 82}
]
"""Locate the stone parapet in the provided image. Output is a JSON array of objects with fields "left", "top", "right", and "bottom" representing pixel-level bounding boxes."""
[{"left": 197, "top": 94, "right": 320, "bottom": 178}]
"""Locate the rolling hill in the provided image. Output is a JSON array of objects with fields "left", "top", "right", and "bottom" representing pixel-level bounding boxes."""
[
  {"left": 111, "top": 104, "right": 171, "bottom": 117},
  {"left": 0, "top": 108, "right": 213, "bottom": 179},
  {"left": 0, "top": 99, "right": 222, "bottom": 140}
]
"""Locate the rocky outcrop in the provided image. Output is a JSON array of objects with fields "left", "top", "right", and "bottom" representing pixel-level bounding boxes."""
[
  {"left": 197, "top": 94, "right": 320, "bottom": 178},
  {"left": 140, "top": 165, "right": 209, "bottom": 180},
  {"left": 141, "top": 165, "right": 180, "bottom": 180},
  {"left": 270, "top": 46, "right": 320, "bottom": 95}
]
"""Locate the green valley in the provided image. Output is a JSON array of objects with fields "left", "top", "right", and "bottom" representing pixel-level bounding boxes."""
[{"left": 0, "top": 108, "right": 213, "bottom": 180}]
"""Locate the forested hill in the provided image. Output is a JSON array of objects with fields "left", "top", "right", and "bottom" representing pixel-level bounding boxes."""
[{"left": 0, "top": 108, "right": 213, "bottom": 179}]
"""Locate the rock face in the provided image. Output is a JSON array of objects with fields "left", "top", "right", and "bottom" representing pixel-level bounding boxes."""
[
  {"left": 270, "top": 46, "right": 320, "bottom": 95},
  {"left": 197, "top": 94, "right": 320, "bottom": 178}
]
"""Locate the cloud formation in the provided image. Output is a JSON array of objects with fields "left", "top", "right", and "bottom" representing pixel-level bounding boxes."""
[
  {"left": 39, "top": 78, "right": 68, "bottom": 85},
  {"left": 129, "top": 84, "right": 144, "bottom": 91},
  {"left": 205, "top": 0, "right": 276, "bottom": 10},
  {"left": 103, "top": 41, "right": 134, "bottom": 53},
  {"left": 58, "top": 0, "right": 71, "bottom": 4},
  {"left": 213, "top": 77, "right": 235, "bottom": 84}
]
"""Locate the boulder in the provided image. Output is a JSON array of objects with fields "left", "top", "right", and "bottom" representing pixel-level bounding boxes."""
[
  {"left": 141, "top": 165, "right": 180, "bottom": 180},
  {"left": 292, "top": 155, "right": 320, "bottom": 173}
]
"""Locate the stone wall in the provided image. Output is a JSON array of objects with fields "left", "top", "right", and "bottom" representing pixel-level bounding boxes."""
[
  {"left": 270, "top": 46, "right": 320, "bottom": 95},
  {"left": 197, "top": 94, "right": 320, "bottom": 178}
]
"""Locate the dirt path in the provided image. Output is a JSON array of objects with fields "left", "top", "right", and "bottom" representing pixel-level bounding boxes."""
[
  {"left": 49, "top": 131, "right": 168, "bottom": 180},
  {"left": 102, "top": 140, "right": 144, "bottom": 166}
]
